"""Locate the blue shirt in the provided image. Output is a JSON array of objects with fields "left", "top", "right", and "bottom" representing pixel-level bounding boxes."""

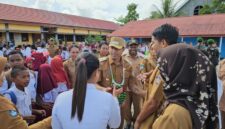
[{"left": 52, "top": 83, "right": 121, "bottom": 129}]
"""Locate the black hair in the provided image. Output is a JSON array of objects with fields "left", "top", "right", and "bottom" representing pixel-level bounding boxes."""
[
  {"left": 152, "top": 24, "right": 179, "bottom": 45},
  {"left": 62, "top": 46, "right": 67, "bottom": 51},
  {"left": 71, "top": 52, "right": 99, "bottom": 122},
  {"left": 41, "top": 44, "right": 45, "bottom": 48},
  {"left": 31, "top": 45, "right": 37, "bottom": 50},
  {"left": 17, "top": 45, "right": 22, "bottom": 48},
  {"left": 8, "top": 50, "right": 23, "bottom": 58},
  {"left": 11, "top": 65, "right": 28, "bottom": 78},
  {"left": 99, "top": 42, "right": 108, "bottom": 48},
  {"left": 69, "top": 45, "right": 80, "bottom": 52}
]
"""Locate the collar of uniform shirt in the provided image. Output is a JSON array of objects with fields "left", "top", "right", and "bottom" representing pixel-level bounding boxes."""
[
  {"left": 13, "top": 86, "right": 27, "bottom": 95},
  {"left": 108, "top": 55, "right": 123, "bottom": 66}
]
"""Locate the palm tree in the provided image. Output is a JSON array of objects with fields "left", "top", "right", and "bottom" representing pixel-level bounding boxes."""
[{"left": 150, "top": 0, "right": 182, "bottom": 19}]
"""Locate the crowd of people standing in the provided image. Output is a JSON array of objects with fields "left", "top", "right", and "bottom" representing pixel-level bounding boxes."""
[{"left": 0, "top": 23, "right": 224, "bottom": 129}]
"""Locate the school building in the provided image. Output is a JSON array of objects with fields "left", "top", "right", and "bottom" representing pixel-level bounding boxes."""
[
  {"left": 0, "top": 3, "right": 119, "bottom": 46},
  {"left": 109, "top": 14, "right": 225, "bottom": 58}
]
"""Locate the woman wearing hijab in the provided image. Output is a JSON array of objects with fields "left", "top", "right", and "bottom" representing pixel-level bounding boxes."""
[
  {"left": 25, "top": 57, "right": 34, "bottom": 70},
  {"left": 51, "top": 56, "right": 71, "bottom": 93},
  {"left": 37, "top": 64, "right": 58, "bottom": 103},
  {"left": 37, "top": 64, "right": 58, "bottom": 117},
  {"left": 153, "top": 44, "right": 218, "bottom": 129}
]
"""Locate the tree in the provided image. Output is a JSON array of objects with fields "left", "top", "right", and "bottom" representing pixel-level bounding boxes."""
[
  {"left": 85, "top": 35, "right": 94, "bottom": 44},
  {"left": 85, "top": 35, "right": 103, "bottom": 44},
  {"left": 200, "top": 0, "right": 225, "bottom": 14},
  {"left": 94, "top": 35, "right": 103, "bottom": 43},
  {"left": 115, "top": 3, "right": 139, "bottom": 25},
  {"left": 149, "top": 0, "right": 182, "bottom": 19}
]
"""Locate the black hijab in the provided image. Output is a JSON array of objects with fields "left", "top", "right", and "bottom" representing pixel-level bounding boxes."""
[{"left": 157, "top": 43, "right": 218, "bottom": 129}]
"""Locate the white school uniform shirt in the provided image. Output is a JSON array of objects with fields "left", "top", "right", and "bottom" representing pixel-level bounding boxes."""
[
  {"left": 25, "top": 47, "right": 32, "bottom": 57},
  {"left": 27, "top": 71, "right": 37, "bottom": 102},
  {"left": 0, "top": 76, "right": 8, "bottom": 94},
  {"left": 42, "top": 88, "right": 58, "bottom": 103},
  {"left": 61, "top": 51, "right": 69, "bottom": 60},
  {"left": 0, "top": 50, "right": 3, "bottom": 56},
  {"left": 47, "top": 56, "right": 52, "bottom": 64},
  {"left": 21, "top": 49, "right": 26, "bottom": 57},
  {"left": 52, "top": 83, "right": 121, "bottom": 129},
  {"left": 57, "top": 82, "right": 68, "bottom": 93},
  {"left": 10, "top": 71, "right": 37, "bottom": 102},
  {"left": 4, "top": 86, "right": 32, "bottom": 117}
]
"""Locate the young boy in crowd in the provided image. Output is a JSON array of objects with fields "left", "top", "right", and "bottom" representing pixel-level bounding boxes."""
[{"left": 4, "top": 66, "right": 46, "bottom": 124}]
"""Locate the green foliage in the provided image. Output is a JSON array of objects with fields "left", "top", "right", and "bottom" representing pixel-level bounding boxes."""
[
  {"left": 115, "top": 3, "right": 139, "bottom": 25},
  {"left": 150, "top": 0, "right": 183, "bottom": 19},
  {"left": 85, "top": 35, "right": 94, "bottom": 44},
  {"left": 95, "top": 35, "right": 103, "bottom": 42},
  {"left": 200, "top": 0, "right": 225, "bottom": 14},
  {"left": 85, "top": 35, "right": 103, "bottom": 44}
]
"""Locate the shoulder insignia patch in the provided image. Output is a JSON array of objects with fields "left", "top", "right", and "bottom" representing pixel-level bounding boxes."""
[
  {"left": 8, "top": 110, "right": 18, "bottom": 117},
  {"left": 154, "top": 75, "right": 162, "bottom": 86}
]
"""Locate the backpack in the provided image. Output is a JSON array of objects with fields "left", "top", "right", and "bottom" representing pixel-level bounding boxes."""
[{"left": 3, "top": 91, "right": 17, "bottom": 105}]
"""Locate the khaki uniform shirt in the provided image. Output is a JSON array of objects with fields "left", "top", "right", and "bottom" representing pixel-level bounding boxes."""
[
  {"left": 152, "top": 104, "right": 192, "bottom": 129},
  {"left": 63, "top": 58, "right": 76, "bottom": 87},
  {"left": 219, "top": 59, "right": 225, "bottom": 111},
  {"left": 141, "top": 54, "right": 156, "bottom": 73},
  {"left": 98, "top": 56, "right": 132, "bottom": 91},
  {"left": 140, "top": 67, "right": 164, "bottom": 129},
  {"left": 123, "top": 53, "right": 145, "bottom": 95},
  {"left": 0, "top": 95, "right": 51, "bottom": 129}
]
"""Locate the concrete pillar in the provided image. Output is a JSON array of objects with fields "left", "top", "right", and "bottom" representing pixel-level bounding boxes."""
[
  {"left": 6, "top": 31, "right": 10, "bottom": 44},
  {"left": 40, "top": 27, "right": 45, "bottom": 41},
  {"left": 5, "top": 23, "right": 10, "bottom": 44},
  {"left": 55, "top": 33, "right": 58, "bottom": 41},
  {"left": 73, "top": 29, "right": 76, "bottom": 44}
]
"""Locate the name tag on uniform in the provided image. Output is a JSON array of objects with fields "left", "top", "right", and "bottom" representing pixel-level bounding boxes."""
[{"left": 154, "top": 75, "right": 161, "bottom": 86}]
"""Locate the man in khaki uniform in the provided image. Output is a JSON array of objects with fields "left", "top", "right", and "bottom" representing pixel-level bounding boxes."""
[
  {"left": 47, "top": 38, "right": 58, "bottom": 58},
  {"left": 122, "top": 40, "right": 146, "bottom": 129},
  {"left": 134, "top": 24, "right": 179, "bottom": 129},
  {"left": 98, "top": 37, "right": 132, "bottom": 129},
  {"left": 0, "top": 95, "right": 51, "bottom": 129},
  {"left": 135, "top": 66, "right": 164, "bottom": 129}
]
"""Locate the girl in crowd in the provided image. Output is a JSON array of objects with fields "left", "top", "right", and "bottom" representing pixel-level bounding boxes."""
[
  {"left": 51, "top": 56, "right": 71, "bottom": 93},
  {"left": 63, "top": 45, "right": 80, "bottom": 87},
  {"left": 37, "top": 64, "right": 58, "bottom": 117},
  {"left": 98, "top": 42, "right": 109, "bottom": 58}
]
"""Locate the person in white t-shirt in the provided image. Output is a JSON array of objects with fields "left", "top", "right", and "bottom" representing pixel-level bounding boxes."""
[
  {"left": 4, "top": 66, "right": 46, "bottom": 124},
  {"left": 52, "top": 52, "right": 122, "bottom": 129}
]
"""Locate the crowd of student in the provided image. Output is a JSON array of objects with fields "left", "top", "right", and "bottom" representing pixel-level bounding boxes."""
[{"left": 0, "top": 23, "right": 224, "bottom": 129}]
